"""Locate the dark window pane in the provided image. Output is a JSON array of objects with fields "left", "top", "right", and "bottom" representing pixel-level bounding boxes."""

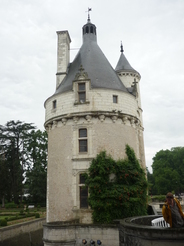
[
  {"left": 78, "top": 83, "right": 85, "bottom": 91},
  {"left": 53, "top": 100, "right": 57, "bottom": 109},
  {"left": 79, "top": 140, "right": 87, "bottom": 152},
  {"left": 80, "top": 187, "right": 88, "bottom": 208},
  {"left": 79, "top": 129, "right": 87, "bottom": 137},
  {"left": 113, "top": 95, "right": 118, "bottom": 103},
  {"left": 79, "top": 92, "right": 86, "bottom": 102},
  {"left": 90, "top": 26, "right": 93, "bottom": 33},
  {"left": 80, "top": 174, "right": 86, "bottom": 184}
]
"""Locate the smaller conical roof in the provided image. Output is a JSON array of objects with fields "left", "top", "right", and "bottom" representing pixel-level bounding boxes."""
[{"left": 115, "top": 43, "right": 138, "bottom": 74}]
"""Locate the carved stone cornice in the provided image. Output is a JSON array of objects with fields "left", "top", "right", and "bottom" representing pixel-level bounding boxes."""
[
  {"left": 112, "top": 116, "right": 118, "bottom": 123},
  {"left": 62, "top": 118, "right": 67, "bottom": 125},
  {"left": 99, "top": 115, "right": 105, "bottom": 122},
  {"left": 44, "top": 112, "right": 142, "bottom": 130},
  {"left": 86, "top": 115, "right": 92, "bottom": 122}
]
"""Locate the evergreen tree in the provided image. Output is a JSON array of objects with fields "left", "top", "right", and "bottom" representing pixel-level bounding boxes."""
[
  {"left": 0, "top": 158, "right": 11, "bottom": 207},
  {"left": 25, "top": 130, "right": 47, "bottom": 205},
  {"left": 0, "top": 120, "right": 35, "bottom": 204}
]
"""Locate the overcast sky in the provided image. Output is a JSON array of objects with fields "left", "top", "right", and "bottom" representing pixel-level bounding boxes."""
[{"left": 1, "top": 0, "right": 184, "bottom": 172}]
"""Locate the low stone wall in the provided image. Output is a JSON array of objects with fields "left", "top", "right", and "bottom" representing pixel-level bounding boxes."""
[
  {"left": 0, "top": 218, "right": 45, "bottom": 246},
  {"left": 43, "top": 221, "right": 119, "bottom": 246},
  {"left": 120, "top": 215, "right": 184, "bottom": 246}
]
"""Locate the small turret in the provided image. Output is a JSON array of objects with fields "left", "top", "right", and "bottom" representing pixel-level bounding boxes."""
[{"left": 115, "top": 42, "right": 140, "bottom": 89}]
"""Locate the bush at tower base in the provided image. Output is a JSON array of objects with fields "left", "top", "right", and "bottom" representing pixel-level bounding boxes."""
[{"left": 84, "top": 145, "right": 148, "bottom": 223}]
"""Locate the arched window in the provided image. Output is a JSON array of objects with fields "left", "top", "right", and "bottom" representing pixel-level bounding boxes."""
[{"left": 90, "top": 26, "right": 93, "bottom": 33}]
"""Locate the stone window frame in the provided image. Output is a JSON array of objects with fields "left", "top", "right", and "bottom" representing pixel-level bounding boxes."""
[
  {"left": 51, "top": 99, "right": 57, "bottom": 113},
  {"left": 73, "top": 80, "right": 90, "bottom": 105},
  {"left": 79, "top": 173, "right": 88, "bottom": 209},
  {"left": 113, "top": 95, "right": 118, "bottom": 103},
  {"left": 72, "top": 125, "right": 92, "bottom": 158},
  {"left": 52, "top": 100, "right": 57, "bottom": 109},
  {"left": 79, "top": 128, "right": 88, "bottom": 153},
  {"left": 78, "top": 83, "right": 86, "bottom": 103}
]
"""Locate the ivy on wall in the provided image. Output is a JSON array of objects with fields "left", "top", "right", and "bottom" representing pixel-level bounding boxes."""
[{"left": 84, "top": 145, "right": 148, "bottom": 223}]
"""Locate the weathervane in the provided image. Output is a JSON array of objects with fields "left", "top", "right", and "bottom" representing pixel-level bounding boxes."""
[{"left": 87, "top": 7, "right": 92, "bottom": 22}]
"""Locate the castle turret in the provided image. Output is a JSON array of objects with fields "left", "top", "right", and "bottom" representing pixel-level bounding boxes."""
[
  {"left": 115, "top": 42, "right": 143, "bottom": 122},
  {"left": 44, "top": 16, "right": 146, "bottom": 225}
]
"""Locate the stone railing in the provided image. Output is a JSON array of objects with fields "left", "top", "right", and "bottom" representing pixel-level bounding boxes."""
[{"left": 120, "top": 215, "right": 184, "bottom": 246}]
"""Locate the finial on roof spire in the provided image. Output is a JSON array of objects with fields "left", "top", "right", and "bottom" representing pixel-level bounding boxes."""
[
  {"left": 120, "top": 41, "right": 124, "bottom": 53},
  {"left": 87, "top": 8, "right": 92, "bottom": 22}
]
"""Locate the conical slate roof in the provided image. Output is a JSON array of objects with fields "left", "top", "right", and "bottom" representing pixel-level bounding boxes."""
[
  {"left": 55, "top": 20, "right": 128, "bottom": 95},
  {"left": 115, "top": 43, "right": 138, "bottom": 74}
]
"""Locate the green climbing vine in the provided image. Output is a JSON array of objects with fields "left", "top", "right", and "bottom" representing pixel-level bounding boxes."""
[{"left": 84, "top": 145, "right": 148, "bottom": 223}]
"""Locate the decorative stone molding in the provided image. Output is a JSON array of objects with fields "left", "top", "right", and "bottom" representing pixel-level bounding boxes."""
[
  {"left": 72, "top": 169, "right": 87, "bottom": 176},
  {"left": 44, "top": 113, "right": 143, "bottom": 131},
  {"left": 112, "top": 116, "right": 118, "bottom": 123},
  {"left": 74, "top": 65, "right": 89, "bottom": 80},
  {"left": 99, "top": 114, "right": 105, "bottom": 122},
  {"left": 122, "top": 116, "right": 128, "bottom": 124},
  {"left": 52, "top": 120, "right": 57, "bottom": 128},
  {"left": 62, "top": 118, "right": 67, "bottom": 125},
  {"left": 86, "top": 115, "right": 92, "bottom": 122},
  {"left": 135, "top": 119, "right": 139, "bottom": 126},
  {"left": 73, "top": 117, "right": 79, "bottom": 123},
  {"left": 45, "top": 125, "right": 50, "bottom": 132},
  {"left": 129, "top": 117, "right": 134, "bottom": 126},
  {"left": 72, "top": 170, "right": 78, "bottom": 176}
]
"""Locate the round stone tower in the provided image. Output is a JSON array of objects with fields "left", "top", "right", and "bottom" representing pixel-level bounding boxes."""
[{"left": 44, "top": 16, "right": 146, "bottom": 224}]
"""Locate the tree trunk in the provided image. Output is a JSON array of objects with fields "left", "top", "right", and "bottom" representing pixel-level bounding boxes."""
[{"left": 2, "top": 195, "right": 5, "bottom": 208}]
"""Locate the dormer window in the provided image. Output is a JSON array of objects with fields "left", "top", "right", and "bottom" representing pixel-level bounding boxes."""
[
  {"left": 78, "top": 83, "right": 86, "bottom": 103},
  {"left": 73, "top": 65, "right": 90, "bottom": 105}
]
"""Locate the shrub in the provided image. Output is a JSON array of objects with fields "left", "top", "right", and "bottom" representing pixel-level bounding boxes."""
[
  {"left": 19, "top": 210, "right": 24, "bottom": 215},
  {"left": 151, "top": 195, "right": 166, "bottom": 202},
  {"left": 85, "top": 145, "right": 148, "bottom": 223},
  {"left": 35, "top": 213, "right": 40, "bottom": 218},
  {"left": 0, "top": 219, "right": 7, "bottom": 226},
  {"left": 5, "top": 202, "right": 17, "bottom": 209}
]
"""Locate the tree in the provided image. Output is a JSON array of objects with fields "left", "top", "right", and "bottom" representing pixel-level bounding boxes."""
[
  {"left": 0, "top": 120, "right": 35, "bottom": 204},
  {"left": 0, "top": 158, "right": 11, "bottom": 207},
  {"left": 152, "top": 147, "right": 184, "bottom": 195},
  {"left": 84, "top": 145, "right": 148, "bottom": 223},
  {"left": 146, "top": 168, "right": 156, "bottom": 196},
  {"left": 25, "top": 130, "right": 47, "bottom": 205}
]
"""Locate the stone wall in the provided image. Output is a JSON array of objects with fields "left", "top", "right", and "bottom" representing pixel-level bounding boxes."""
[
  {"left": 120, "top": 215, "right": 184, "bottom": 246},
  {"left": 0, "top": 218, "right": 45, "bottom": 246},
  {"left": 43, "top": 222, "right": 119, "bottom": 246}
]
